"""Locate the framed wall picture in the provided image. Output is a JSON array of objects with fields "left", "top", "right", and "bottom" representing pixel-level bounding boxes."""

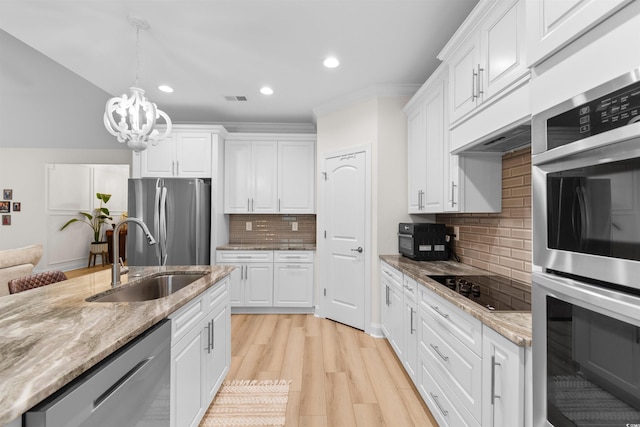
[
  {"left": 3, "top": 189, "right": 12, "bottom": 200},
  {"left": 0, "top": 201, "right": 9, "bottom": 213},
  {"left": 12, "top": 202, "right": 21, "bottom": 212},
  {"left": 2, "top": 215, "right": 10, "bottom": 226}
]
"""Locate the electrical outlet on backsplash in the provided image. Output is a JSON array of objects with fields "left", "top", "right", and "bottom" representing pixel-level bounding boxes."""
[{"left": 229, "top": 214, "right": 316, "bottom": 245}]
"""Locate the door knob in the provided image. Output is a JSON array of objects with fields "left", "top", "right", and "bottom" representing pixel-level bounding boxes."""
[{"left": 351, "top": 247, "right": 363, "bottom": 253}]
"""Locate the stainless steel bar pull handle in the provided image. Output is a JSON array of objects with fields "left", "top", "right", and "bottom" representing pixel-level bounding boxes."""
[
  {"left": 472, "top": 68, "right": 477, "bottom": 101},
  {"left": 429, "top": 393, "right": 449, "bottom": 417},
  {"left": 451, "top": 181, "right": 457, "bottom": 206},
  {"left": 430, "top": 344, "right": 449, "bottom": 362},
  {"left": 204, "top": 323, "right": 211, "bottom": 353},
  {"left": 491, "top": 355, "right": 501, "bottom": 404},
  {"left": 431, "top": 305, "right": 450, "bottom": 319},
  {"left": 210, "top": 319, "right": 215, "bottom": 350},
  {"left": 477, "top": 65, "right": 484, "bottom": 96},
  {"left": 410, "top": 308, "right": 415, "bottom": 334}
]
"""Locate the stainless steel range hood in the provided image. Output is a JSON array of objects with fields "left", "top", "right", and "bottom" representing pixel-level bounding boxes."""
[{"left": 453, "top": 123, "right": 531, "bottom": 154}]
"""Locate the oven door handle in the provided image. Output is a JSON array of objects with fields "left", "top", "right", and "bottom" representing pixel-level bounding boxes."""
[{"left": 574, "top": 185, "right": 588, "bottom": 251}]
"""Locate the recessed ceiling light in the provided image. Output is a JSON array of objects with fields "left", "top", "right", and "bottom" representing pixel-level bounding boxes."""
[
  {"left": 158, "top": 85, "right": 174, "bottom": 93},
  {"left": 260, "top": 86, "right": 274, "bottom": 95},
  {"left": 323, "top": 57, "right": 340, "bottom": 68}
]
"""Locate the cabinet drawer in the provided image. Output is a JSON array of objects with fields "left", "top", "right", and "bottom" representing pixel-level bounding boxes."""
[
  {"left": 169, "top": 294, "right": 205, "bottom": 344},
  {"left": 205, "top": 278, "right": 229, "bottom": 313},
  {"left": 403, "top": 275, "right": 418, "bottom": 302},
  {"left": 274, "top": 250, "right": 314, "bottom": 263},
  {"left": 381, "top": 262, "right": 403, "bottom": 289},
  {"left": 216, "top": 250, "right": 274, "bottom": 263},
  {"left": 419, "top": 286, "right": 482, "bottom": 355},
  {"left": 418, "top": 356, "right": 479, "bottom": 427},
  {"left": 419, "top": 308, "right": 482, "bottom": 422}
]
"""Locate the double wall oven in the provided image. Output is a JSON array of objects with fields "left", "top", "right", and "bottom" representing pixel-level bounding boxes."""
[{"left": 532, "top": 68, "right": 640, "bottom": 426}]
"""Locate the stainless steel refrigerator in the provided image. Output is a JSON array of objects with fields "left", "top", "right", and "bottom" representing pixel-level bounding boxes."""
[{"left": 127, "top": 178, "right": 211, "bottom": 266}]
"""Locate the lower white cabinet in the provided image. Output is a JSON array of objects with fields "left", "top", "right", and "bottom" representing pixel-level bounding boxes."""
[
  {"left": 273, "top": 251, "right": 314, "bottom": 307},
  {"left": 169, "top": 278, "right": 230, "bottom": 427},
  {"left": 217, "top": 250, "right": 314, "bottom": 309},
  {"left": 379, "top": 261, "right": 531, "bottom": 427},
  {"left": 482, "top": 325, "right": 525, "bottom": 427}
]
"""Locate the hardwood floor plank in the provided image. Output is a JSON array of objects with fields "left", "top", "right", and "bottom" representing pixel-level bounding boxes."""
[
  {"left": 321, "top": 319, "right": 343, "bottom": 373},
  {"left": 399, "top": 388, "right": 439, "bottom": 426},
  {"left": 285, "top": 391, "right": 302, "bottom": 427},
  {"left": 299, "top": 415, "right": 327, "bottom": 427},
  {"left": 258, "top": 317, "right": 291, "bottom": 373},
  {"left": 374, "top": 337, "right": 414, "bottom": 390},
  {"left": 353, "top": 403, "right": 385, "bottom": 427},
  {"left": 325, "top": 372, "right": 357, "bottom": 426},
  {"left": 299, "top": 335, "right": 327, "bottom": 416},
  {"left": 233, "top": 343, "right": 265, "bottom": 379},
  {"left": 281, "top": 326, "right": 306, "bottom": 392}
]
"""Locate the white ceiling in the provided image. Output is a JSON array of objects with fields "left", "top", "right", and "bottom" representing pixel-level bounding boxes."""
[{"left": 0, "top": 0, "right": 479, "bottom": 126}]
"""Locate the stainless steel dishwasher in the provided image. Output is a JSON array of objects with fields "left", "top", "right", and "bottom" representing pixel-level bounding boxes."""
[{"left": 25, "top": 319, "right": 171, "bottom": 427}]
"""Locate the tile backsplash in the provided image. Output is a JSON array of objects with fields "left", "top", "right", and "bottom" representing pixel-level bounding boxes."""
[
  {"left": 229, "top": 214, "right": 316, "bottom": 245},
  {"left": 436, "top": 147, "right": 532, "bottom": 284}
]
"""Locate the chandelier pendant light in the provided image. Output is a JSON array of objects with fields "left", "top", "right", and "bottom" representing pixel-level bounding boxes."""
[{"left": 104, "top": 16, "right": 172, "bottom": 152}]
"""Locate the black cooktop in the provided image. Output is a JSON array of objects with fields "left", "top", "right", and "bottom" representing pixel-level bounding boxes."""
[{"left": 427, "top": 274, "right": 531, "bottom": 311}]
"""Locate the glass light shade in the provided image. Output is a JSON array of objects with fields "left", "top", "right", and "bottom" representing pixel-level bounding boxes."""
[{"left": 103, "top": 86, "right": 172, "bottom": 152}]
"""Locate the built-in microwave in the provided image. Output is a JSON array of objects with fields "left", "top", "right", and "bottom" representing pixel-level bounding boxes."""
[{"left": 532, "top": 67, "right": 640, "bottom": 291}]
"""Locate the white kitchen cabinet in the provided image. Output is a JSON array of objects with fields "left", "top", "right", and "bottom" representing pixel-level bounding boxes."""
[
  {"left": 273, "top": 251, "right": 314, "bottom": 307},
  {"left": 278, "top": 141, "right": 315, "bottom": 214},
  {"left": 224, "top": 134, "right": 316, "bottom": 214},
  {"left": 169, "top": 278, "right": 230, "bottom": 427},
  {"left": 224, "top": 140, "right": 278, "bottom": 213},
  {"left": 138, "top": 132, "right": 212, "bottom": 178},
  {"left": 443, "top": 0, "right": 528, "bottom": 126},
  {"left": 444, "top": 153, "right": 502, "bottom": 213},
  {"left": 402, "top": 275, "right": 419, "bottom": 382},
  {"left": 482, "top": 325, "right": 525, "bottom": 427},
  {"left": 216, "top": 251, "right": 274, "bottom": 307},
  {"left": 406, "top": 68, "right": 446, "bottom": 214},
  {"left": 380, "top": 261, "right": 404, "bottom": 358},
  {"left": 526, "top": 0, "right": 631, "bottom": 67}
]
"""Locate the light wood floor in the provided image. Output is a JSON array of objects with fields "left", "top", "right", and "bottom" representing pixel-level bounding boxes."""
[
  {"left": 64, "top": 264, "right": 111, "bottom": 279},
  {"left": 227, "top": 314, "right": 438, "bottom": 427}
]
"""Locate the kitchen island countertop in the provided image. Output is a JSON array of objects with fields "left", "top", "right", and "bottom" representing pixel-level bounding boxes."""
[
  {"left": 0, "top": 265, "right": 234, "bottom": 425},
  {"left": 380, "top": 255, "right": 532, "bottom": 347}
]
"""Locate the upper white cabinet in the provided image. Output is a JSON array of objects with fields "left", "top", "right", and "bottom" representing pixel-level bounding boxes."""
[
  {"left": 406, "top": 65, "right": 446, "bottom": 214},
  {"left": 224, "top": 134, "right": 316, "bottom": 214},
  {"left": 224, "top": 140, "right": 278, "bottom": 213},
  {"left": 526, "top": 0, "right": 632, "bottom": 67},
  {"left": 444, "top": 0, "right": 528, "bottom": 125},
  {"left": 405, "top": 64, "right": 502, "bottom": 214},
  {"left": 132, "top": 125, "right": 227, "bottom": 179},
  {"left": 278, "top": 141, "right": 316, "bottom": 214},
  {"left": 140, "top": 132, "right": 212, "bottom": 178}
]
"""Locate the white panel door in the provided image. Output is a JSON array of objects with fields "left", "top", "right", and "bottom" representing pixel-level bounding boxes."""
[
  {"left": 176, "top": 133, "right": 211, "bottom": 177},
  {"left": 171, "top": 325, "right": 206, "bottom": 427},
  {"left": 323, "top": 151, "right": 366, "bottom": 330},
  {"left": 251, "top": 141, "right": 278, "bottom": 213},
  {"left": 226, "top": 263, "right": 243, "bottom": 306},
  {"left": 224, "top": 141, "right": 252, "bottom": 213}
]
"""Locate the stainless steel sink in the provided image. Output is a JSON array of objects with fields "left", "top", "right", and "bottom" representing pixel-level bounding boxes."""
[{"left": 88, "top": 272, "right": 207, "bottom": 303}]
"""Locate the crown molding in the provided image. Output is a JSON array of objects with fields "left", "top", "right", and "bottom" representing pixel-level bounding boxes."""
[{"left": 312, "top": 84, "right": 421, "bottom": 119}]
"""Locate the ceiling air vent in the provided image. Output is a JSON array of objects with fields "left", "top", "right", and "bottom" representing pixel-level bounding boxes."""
[{"left": 225, "top": 96, "right": 248, "bottom": 101}]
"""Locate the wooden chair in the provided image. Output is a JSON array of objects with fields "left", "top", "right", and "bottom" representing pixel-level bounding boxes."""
[{"left": 8, "top": 270, "right": 68, "bottom": 294}]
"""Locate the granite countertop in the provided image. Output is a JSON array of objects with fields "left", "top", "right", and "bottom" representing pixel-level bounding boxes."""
[
  {"left": 380, "top": 255, "right": 532, "bottom": 347},
  {"left": 217, "top": 243, "right": 316, "bottom": 251},
  {"left": 0, "top": 265, "right": 234, "bottom": 425}
]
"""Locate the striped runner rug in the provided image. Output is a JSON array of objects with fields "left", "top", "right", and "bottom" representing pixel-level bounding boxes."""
[{"left": 200, "top": 380, "right": 291, "bottom": 427}]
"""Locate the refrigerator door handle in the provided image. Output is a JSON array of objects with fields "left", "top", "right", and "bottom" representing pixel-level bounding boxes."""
[
  {"left": 194, "top": 180, "right": 201, "bottom": 263},
  {"left": 154, "top": 179, "right": 162, "bottom": 262},
  {"left": 160, "top": 186, "right": 168, "bottom": 266}
]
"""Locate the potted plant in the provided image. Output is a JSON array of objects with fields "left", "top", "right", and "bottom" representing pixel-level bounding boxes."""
[{"left": 60, "top": 193, "right": 113, "bottom": 252}]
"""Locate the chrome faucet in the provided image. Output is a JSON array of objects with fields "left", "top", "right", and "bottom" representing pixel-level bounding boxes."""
[{"left": 111, "top": 218, "right": 156, "bottom": 287}]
